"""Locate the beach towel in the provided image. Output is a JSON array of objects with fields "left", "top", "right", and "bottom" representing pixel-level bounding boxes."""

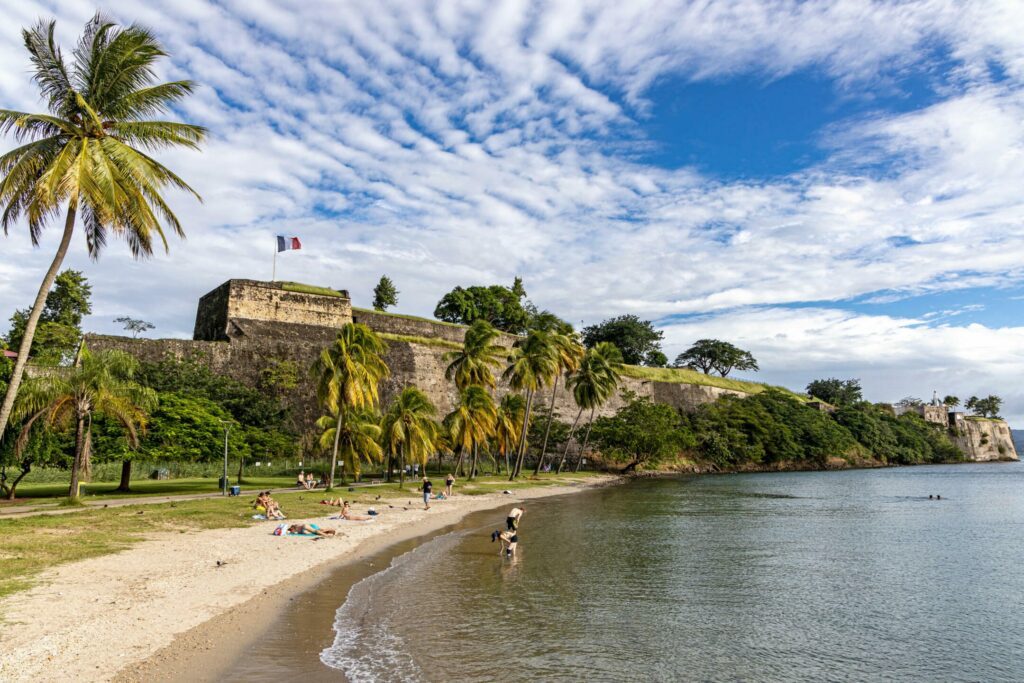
[
  {"left": 273, "top": 523, "right": 321, "bottom": 537},
  {"left": 252, "top": 514, "right": 267, "bottom": 520}
]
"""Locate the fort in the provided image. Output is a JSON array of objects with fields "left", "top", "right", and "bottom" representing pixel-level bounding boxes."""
[{"left": 86, "top": 279, "right": 1018, "bottom": 463}]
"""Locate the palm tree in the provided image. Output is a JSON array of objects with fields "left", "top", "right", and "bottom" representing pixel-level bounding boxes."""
[
  {"left": 13, "top": 346, "right": 156, "bottom": 498},
  {"left": 445, "top": 386, "right": 497, "bottom": 480},
  {"left": 534, "top": 331, "right": 584, "bottom": 474},
  {"left": 0, "top": 14, "right": 205, "bottom": 441},
  {"left": 315, "top": 323, "right": 389, "bottom": 488},
  {"left": 494, "top": 394, "right": 525, "bottom": 475},
  {"left": 381, "top": 387, "right": 439, "bottom": 488},
  {"left": 502, "top": 330, "right": 559, "bottom": 479},
  {"left": 557, "top": 342, "right": 622, "bottom": 473},
  {"left": 316, "top": 408, "right": 382, "bottom": 483},
  {"left": 444, "top": 320, "right": 506, "bottom": 391}
]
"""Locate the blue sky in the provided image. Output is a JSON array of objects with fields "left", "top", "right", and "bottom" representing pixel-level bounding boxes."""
[{"left": 0, "top": 0, "right": 1022, "bottom": 422}]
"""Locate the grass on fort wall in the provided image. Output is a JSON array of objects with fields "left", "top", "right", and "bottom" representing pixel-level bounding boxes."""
[
  {"left": 0, "top": 472, "right": 604, "bottom": 599},
  {"left": 619, "top": 364, "right": 808, "bottom": 400},
  {"left": 378, "top": 332, "right": 462, "bottom": 350},
  {"left": 352, "top": 306, "right": 466, "bottom": 328}
]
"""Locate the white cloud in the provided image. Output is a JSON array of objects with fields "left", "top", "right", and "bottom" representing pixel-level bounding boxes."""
[{"left": 0, "top": 1, "right": 1023, "bottom": 425}]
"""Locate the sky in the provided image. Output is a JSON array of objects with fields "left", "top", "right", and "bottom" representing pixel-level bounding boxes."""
[{"left": 0, "top": 1, "right": 1022, "bottom": 423}]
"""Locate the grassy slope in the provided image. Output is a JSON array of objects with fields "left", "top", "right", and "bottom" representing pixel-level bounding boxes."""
[
  {"left": 378, "top": 332, "right": 462, "bottom": 350},
  {"left": 619, "top": 365, "right": 807, "bottom": 400},
  {"left": 352, "top": 306, "right": 466, "bottom": 328},
  {"left": 0, "top": 473, "right": 602, "bottom": 599}
]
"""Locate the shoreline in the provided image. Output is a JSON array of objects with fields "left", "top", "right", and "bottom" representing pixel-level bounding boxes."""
[{"left": 0, "top": 476, "right": 618, "bottom": 683}]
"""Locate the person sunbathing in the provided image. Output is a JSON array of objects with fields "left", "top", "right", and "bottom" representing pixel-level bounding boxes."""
[
  {"left": 340, "top": 502, "right": 373, "bottom": 521},
  {"left": 320, "top": 498, "right": 344, "bottom": 507},
  {"left": 285, "top": 523, "right": 337, "bottom": 537}
]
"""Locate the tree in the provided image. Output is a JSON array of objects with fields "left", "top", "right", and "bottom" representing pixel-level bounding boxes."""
[
  {"left": 534, "top": 331, "right": 584, "bottom": 475},
  {"left": 6, "top": 269, "right": 92, "bottom": 365},
  {"left": 503, "top": 330, "right": 559, "bottom": 479},
  {"left": 13, "top": 347, "right": 156, "bottom": 498},
  {"left": 434, "top": 284, "right": 530, "bottom": 333},
  {"left": 381, "top": 387, "right": 439, "bottom": 488},
  {"left": 443, "top": 320, "right": 506, "bottom": 391},
  {"left": 444, "top": 386, "right": 497, "bottom": 479},
  {"left": 511, "top": 276, "right": 527, "bottom": 299},
  {"left": 582, "top": 315, "right": 663, "bottom": 366},
  {"left": 644, "top": 349, "right": 668, "bottom": 368},
  {"left": 372, "top": 275, "right": 399, "bottom": 311},
  {"left": 114, "top": 316, "right": 154, "bottom": 338},
  {"left": 966, "top": 395, "right": 1002, "bottom": 418},
  {"left": 560, "top": 342, "right": 622, "bottom": 473},
  {"left": 0, "top": 14, "right": 205, "bottom": 441},
  {"left": 493, "top": 394, "right": 525, "bottom": 475},
  {"left": 591, "top": 393, "right": 683, "bottom": 472},
  {"left": 674, "top": 339, "right": 758, "bottom": 377},
  {"left": 896, "top": 396, "right": 923, "bottom": 409},
  {"left": 942, "top": 395, "right": 960, "bottom": 408},
  {"left": 316, "top": 408, "right": 382, "bottom": 482},
  {"left": 806, "top": 378, "right": 863, "bottom": 406},
  {"left": 315, "top": 324, "right": 390, "bottom": 488}
]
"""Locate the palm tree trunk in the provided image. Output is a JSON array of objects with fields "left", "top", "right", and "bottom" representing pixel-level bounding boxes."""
[
  {"left": 82, "top": 416, "right": 93, "bottom": 481},
  {"left": 453, "top": 446, "right": 465, "bottom": 477},
  {"left": 398, "top": 444, "right": 406, "bottom": 489},
  {"left": 534, "top": 376, "right": 560, "bottom": 475},
  {"left": 574, "top": 407, "right": 596, "bottom": 472},
  {"left": 117, "top": 460, "right": 133, "bottom": 492},
  {"left": 557, "top": 407, "right": 584, "bottom": 473},
  {"left": 69, "top": 412, "right": 86, "bottom": 498},
  {"left": 511, "top": 390, "right": 534, "bottom": 480},
  {"left": 470, "top": 442, "right": 479, "bottom": 480},
  {"left": 236, "top": 456, "right": 244, "bottom": 485},
  {"left": 328, "top": 410, "right": 342, "bottom": 491},
  {"left": 0, "top": 202, "right": 77, "bottom": 442}
]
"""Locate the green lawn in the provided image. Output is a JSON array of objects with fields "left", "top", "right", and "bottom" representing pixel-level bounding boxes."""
[{"left": 0, "top": 472, "right": 604, "bottom": 599}]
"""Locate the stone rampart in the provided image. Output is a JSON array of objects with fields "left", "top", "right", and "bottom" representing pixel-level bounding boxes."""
[{"left": 194, "top": 280, "right": 352, "bottom": 341}]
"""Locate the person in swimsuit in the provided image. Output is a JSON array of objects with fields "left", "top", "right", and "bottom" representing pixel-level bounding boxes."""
[
  {"left": 285, "top": 523, "right": 337, "bottom": 537},
  {"left": 320, "top": 497, "right": 344, "bottom": 507},
  {"left": 340, "top": 502, "right": 373, "bottom": 521},
  {"left": 422, "top": 477, "right": 433, "bottom": 509},
  {"left": 491, "top": 529, "right": 519, "bottom": 557},
  {"left": 506, "top": 506, "right": 524, "bottom": 532},
  {"left": 445, "top": 473, "right": 455, "bottom": 497}
]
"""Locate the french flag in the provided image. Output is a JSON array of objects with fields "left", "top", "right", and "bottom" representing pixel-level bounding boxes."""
[{"left": 277, "top": 236, "right": 302, "bottom": 252}]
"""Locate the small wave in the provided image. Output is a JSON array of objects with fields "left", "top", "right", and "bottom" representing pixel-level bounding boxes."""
[{"left": 320, "top": 531, "right": 467, "bottom": 682}]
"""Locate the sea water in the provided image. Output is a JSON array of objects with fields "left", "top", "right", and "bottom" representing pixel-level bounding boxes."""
[{"left": 321, "top": 463, "right": 1024, "bottom": 682}]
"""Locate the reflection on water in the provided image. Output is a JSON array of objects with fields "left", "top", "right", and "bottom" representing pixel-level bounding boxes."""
[{"left": 321, "top": 463, "right": 1024, "bottom": 682}]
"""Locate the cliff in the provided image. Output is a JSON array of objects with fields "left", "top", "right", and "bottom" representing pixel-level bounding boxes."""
[{"left": 951, "top": 418, "right": 1019, "bottom": 462}]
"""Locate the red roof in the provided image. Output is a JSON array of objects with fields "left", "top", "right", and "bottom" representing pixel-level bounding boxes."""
[{"left": 3, "top": 350, "right": 17, "bottom": 359}]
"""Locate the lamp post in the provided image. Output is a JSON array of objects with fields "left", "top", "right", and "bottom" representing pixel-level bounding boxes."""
[{"left": 220, "top": 420, "right": 230, "bottom": 495}]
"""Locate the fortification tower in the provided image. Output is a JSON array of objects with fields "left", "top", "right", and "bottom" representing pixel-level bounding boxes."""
[{"left": 193, "top": 279, "right": 352, "bottom": 341}]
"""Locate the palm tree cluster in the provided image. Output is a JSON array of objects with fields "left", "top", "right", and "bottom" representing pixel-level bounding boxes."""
[{"left": 312, "top": 318, "right": 622, "bottom": 487}]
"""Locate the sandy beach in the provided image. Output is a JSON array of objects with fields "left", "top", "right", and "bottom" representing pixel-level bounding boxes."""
[{"left": 0, "top": 477, "right": 616, "bottom": 683}]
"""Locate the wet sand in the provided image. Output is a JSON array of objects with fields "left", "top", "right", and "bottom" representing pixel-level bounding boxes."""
[{"left": 106, "top": 480, "right": 617, "bottom": 682}]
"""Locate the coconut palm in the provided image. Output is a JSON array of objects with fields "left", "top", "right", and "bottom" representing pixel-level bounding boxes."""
[
  {"left": 315, "top": 323, "right": 389, "bottom": 488},
  {"left": 444, "top": 320, "right": 506, "bottom": 391},
  {"left": 534, "top": 331, "right": 584, "bottom": 475},
  {"left": 493, "top": 393, "right": 525, "bottom": 475},
  {"left": 13, "top": 346, "right": 156, "bottom": 498},
  {"left": 557, "top": 342, "right": 622, "bottom": 473},
  {"left": 316, "top": 408, "right": 382, "bottom": 483},
  {"left": 445, "top": 386, "right": 497, "bottom": 480},
  {"left": 381, "top": 387, "right": 439, "bottom": 488},
  {"left": 502, "top": 330, "right": 559, "bottom": 479},
  {"left": 0, "top": 14, "right": 205, "bottom": 441}
]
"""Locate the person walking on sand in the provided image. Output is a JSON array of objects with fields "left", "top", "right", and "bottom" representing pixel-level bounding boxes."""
[
  {"left": 445, "top": 472, "right": 455, "bottom": 497},
  {"left": 421, "top": 477, "right": 433, "bottom": 509}
]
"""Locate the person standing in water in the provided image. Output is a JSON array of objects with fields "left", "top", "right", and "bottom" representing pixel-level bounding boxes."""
[
  {"left": 421, "top": 477, "right": 433, "bottom": 509},
  {"left": 507, "top": 506, "right": 524, "bottom": 532}
]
